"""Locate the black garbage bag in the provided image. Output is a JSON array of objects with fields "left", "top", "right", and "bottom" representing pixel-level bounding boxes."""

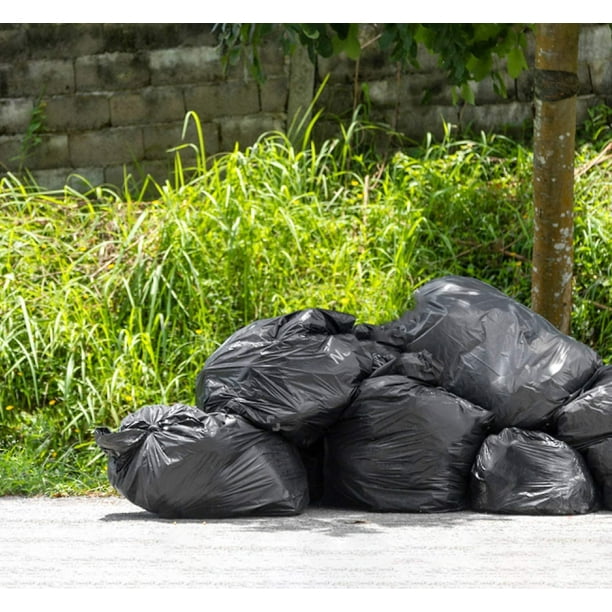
[
  {"left": 94, "top": 404, "right": 309, "bottom": 518},
  {"left": 554, "top": 365, "right": 612, "bottom": 449},
  {"left": 584, "top": 437, "right": 612, "bottom": 510},
  {"left": 298, "top": 437, "right": 326, "bottom": 504},
  {"left": 390, "top": 275, "right": 601, "bottom": 430},
  {"left": 195, "top": 308, "right": 375, "bottom": 447},
  {"left": 323, "top": 352, "right": 494, "bottom": 512},
  {"left": 470, "top": 427, "right": 599, "bottom": 515},
  {"left": 353, "top": 322, "right": 405, "bottom": 370}
]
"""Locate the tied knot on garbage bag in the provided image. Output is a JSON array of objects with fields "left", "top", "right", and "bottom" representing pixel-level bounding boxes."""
[
  {"left": 95, "top": 404, "right": 309, "bottom": 519},
  {"left": 96, "top": 277, "right": 612, "bottom": 518},
  {"left": 195, "top": 308, "right": 383, "bottom": 448}
]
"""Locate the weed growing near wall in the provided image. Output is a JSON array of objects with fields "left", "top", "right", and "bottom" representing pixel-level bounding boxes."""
[{"left": 0, "top": 110, "right": 610, "bottom": 495}]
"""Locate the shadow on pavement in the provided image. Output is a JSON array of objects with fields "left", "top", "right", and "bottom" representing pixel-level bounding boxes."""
[{"left": 100, "top": 504, "right": 522, "bottom": 537}]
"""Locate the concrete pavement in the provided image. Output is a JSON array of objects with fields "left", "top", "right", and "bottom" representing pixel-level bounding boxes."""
[{"left": 1, "top": 495, "right": 612, "bottom": 589}]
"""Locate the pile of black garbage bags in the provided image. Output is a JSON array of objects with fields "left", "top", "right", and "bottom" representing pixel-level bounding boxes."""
[{"left": 95, "top": 276, "right": 612, "bottom": 518}]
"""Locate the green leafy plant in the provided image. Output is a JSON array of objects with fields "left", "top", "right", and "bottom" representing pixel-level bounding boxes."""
[
  {"left": 0, "top": 107, "right": 609, "bottom": 495},
  {"left": 215, "top": 23, "right": 362, "bottom": 82},
  {"left": 577, "top": 103, "right": 612, "bottom": 149},
  {"left": 214, "top": 23, "right": 530, "bottom": 103},
  {"left": 11, "top": 93, "right": 47, "bottom": 171}
]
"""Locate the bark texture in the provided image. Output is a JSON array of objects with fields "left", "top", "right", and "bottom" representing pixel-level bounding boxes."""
[{"left": 531, "top": 24, "right": 580, "bottom": 334}]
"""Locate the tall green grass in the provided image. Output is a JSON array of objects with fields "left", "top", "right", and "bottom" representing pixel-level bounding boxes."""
[{"left": 0, "top": 106, "right": 610, "bottom": 495}]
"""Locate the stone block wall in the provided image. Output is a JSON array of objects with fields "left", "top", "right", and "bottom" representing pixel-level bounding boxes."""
[
  {"left": 0, "top": 23, "right": 610, "bottom": 192},
  {"left": 0, "top": 23, "right": 289, "bottom": 191}
]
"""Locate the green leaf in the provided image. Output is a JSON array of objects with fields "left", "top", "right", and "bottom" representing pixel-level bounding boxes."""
[
  {"left": 379, "top": 26, "right": 396, "bottom": 51},
  {"left": 330, "top": 24, "right": 350, "bottom": 39},
  {"left": 472, "top": 24, "right": 503, "bottom": 42},
  {"left": 299, "top": 24, "right": 322, "bottom": 40},
  {"left": 315, "top": 33, "right": 334, "bottom": 58},
  {"left": 414, "top": 24, "right": 433, "bottom": 47},
  {"left": 461, "top": 82, "right": 475, "bottom": 105},
  {"left": 333, "top": 23, "right": 361, "bottom": 60},
  {"left": 507, "top": 45, "right": 528, "bottom": 78},
  {"left": 466, "top": 54, "right": 493, "bottom": 82},
  {"left": 492, "top": 71, "right": 508, "bottom": 98}
]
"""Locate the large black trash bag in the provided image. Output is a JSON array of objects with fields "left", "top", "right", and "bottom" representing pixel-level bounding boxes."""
[
  {"left": 554, "top": 365, "right": 612, "bottom": 449},
  {"left": 389, "top": 275, "right": 601, "bottom": 430},
  {"left": 195, "top": 308, "right": 375, "bottom": 448},
  {"left": 94, "top": 404, "right": 309, "bottom": 519},
  {"left": 584, "top": 438, "right": 612, "bottom": 510},
  {"left": 553, "top": 365, "right": 612, "bottom": 511},
  {"left": 323, "top": 352, "right": 494, "bottom": 512},
  {"left": 470, "top": 427, "right": 599, "bottom": 515}
]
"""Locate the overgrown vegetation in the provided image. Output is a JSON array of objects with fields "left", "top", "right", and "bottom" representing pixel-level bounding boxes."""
[
  {"left": 215, "top": 24, "right": 530, "bottom": 102},
  {"left": 0, "top": 106, "right": 610, "bottom": 496}
]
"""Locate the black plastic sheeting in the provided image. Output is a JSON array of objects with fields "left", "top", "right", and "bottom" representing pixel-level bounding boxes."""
[
  {"left": 94, "top": 404, "right": 309, "bottom": 518},
  {"left": 195, "top": 308, "right": 378, "bottom": 448},
  {"left": 382, "top": 276, "right": 601, "bottom": 431},
  {"left": 552, "top": 365, "right": 612, "bottom": 510},
  {"left": 554, "top": 365, "right": 612, "bottom": 449},
  {"left": 95, "top": 276, "right": 612, "bottom": 518},
  {"left": 584, "top": 438, "right": 612, "bottom": 509},
  {"left": 323, "top": 352, "right": 494, "bottom": 512},
  {"left": 470, "top": 427, "right": 599, "bottom": 515}
]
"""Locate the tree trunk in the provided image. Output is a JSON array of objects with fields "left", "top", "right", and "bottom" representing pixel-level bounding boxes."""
[{"left": 531, "top": 24, "right": 580, "bottom": 334}]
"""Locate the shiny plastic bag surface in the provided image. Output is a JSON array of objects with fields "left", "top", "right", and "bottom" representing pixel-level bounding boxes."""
[
  {"left": 95, "top": 404, "right": 309, "bottom": 518},
  {"left": 195, "top": 308, "right": 375, "bottom": 447},
  {"left": 584, "top": 437, "right": 612, "bottom": 510},
  {"left": 396, "top": 276, "right": 601, "bottom": 430},
  {"left": 323, "top": 359, "right": 494, "bottom": 512},
  {"left": 554, "top": 365, "right": 612, "bottom": 449},
  {"left": 470, "top": 427, "right": 598, "bottom": 515}
]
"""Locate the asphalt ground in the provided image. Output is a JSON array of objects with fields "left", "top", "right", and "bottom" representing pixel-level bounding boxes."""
[{"left": 1, "top": 495, "right": 612, "bottom": 600}]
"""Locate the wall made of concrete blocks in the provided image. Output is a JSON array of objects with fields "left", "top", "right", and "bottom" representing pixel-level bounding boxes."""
[
  {"left": 0, "top": 23, "right": 291, "bottom": 191},
  {"left": 0, "top": 23, "right": 610, "bottom": 194}
]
